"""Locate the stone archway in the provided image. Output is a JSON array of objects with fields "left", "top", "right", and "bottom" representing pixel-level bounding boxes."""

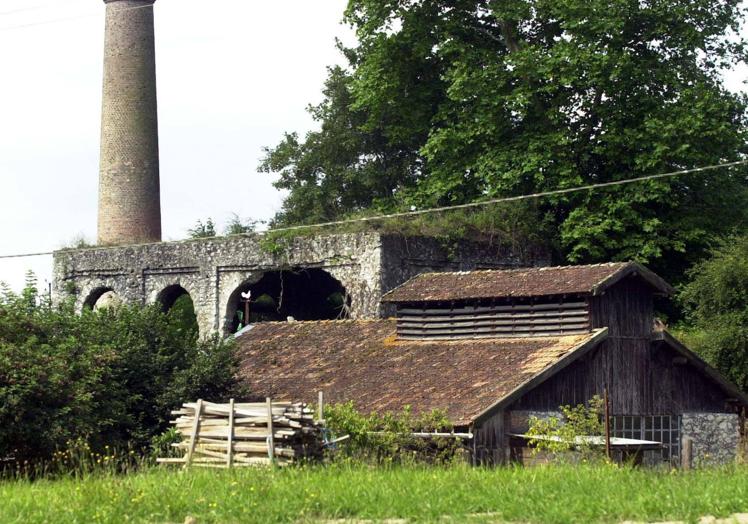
[
  {"left": 224, "top": 268, "right": 351, "bottom": 334},
  {"left": 157, "top": 285, "right": 189, "bottom": 311},
  {"left": 83, "top": 287, "right": 121, "bottom": 310},
  {"left": 156, "top": 285, "right": 199, "bottom": 334}
]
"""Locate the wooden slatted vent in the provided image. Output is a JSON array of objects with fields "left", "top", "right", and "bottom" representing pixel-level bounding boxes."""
[{"left": 396, "top": 299, "right": 591, "bottom": 340}]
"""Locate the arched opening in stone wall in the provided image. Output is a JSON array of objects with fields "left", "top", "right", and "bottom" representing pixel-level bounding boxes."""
[
  {"left": 156, "top": 285, "right": 199, "bottom": 334},
  {"left": 83, "top": 287, "right": 121, "bottom": 311},
  {"left": 226, "top": 268, "right": 350, "bottom": 334}
]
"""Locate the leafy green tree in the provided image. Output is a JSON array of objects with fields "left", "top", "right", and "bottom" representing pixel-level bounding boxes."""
[
  {"left": 167, "top": 294, "right": 199, "bottom": 336},
  {"left": 679, "top": 236, "right": 748, "bottom": 392},
  {"left": 260, "top": 62, "right": 436, "bottom": 225},
  {"left": 187, "top": 218, "right": 217, "bottom": 239},
  {"left": 224, "top": 213, "right": 261, "bottom": 236},
  {"left": 262, "top": 0, "right": 748, "bottom": 279},
  {"left": 0, "top": 281, "right": 245, "bottom": 465}
]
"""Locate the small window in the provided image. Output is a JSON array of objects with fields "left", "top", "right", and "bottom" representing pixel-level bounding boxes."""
[{"left": 611, "top": 415, "right": 681, "bottom": 463}]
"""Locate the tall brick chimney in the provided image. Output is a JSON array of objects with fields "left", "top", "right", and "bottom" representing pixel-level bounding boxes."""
[{"left": 97, "top": 0, "right": 161, "bottom": 245}]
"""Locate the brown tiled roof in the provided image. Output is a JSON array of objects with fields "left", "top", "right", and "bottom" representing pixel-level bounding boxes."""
[
  {"left": 236, "top": 320, "right": 606, "bottom": 426},
  {"left": 381, "top": 262, "right": 673, "bottom": 303}
]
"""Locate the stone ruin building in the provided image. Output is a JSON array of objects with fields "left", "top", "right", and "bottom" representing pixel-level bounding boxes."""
[
  {"left": 52, "top": 0, "right": 546, "bottom": 334},
  {"left": 50, "top": 1, "right": 746, "bottom": 467},
  {"left": 53, "top": 233, "right": 542, "bottom": 336}
]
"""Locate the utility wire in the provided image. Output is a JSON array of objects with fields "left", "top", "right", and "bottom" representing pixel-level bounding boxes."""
[
  {"left": 0, "top": 2, "right": 156, "bottom": 32},
  {"left": 0, "top": 1, "right": 81, "bottom": 17},
  {"left": 0, "top": 5, "right": 61, "bottom": 17},
  {"left": 1, "top": 159, "right": 746, "bottom": 261},
  {"left": 0, "top": 251, "right": 56, "bottom": 260},
  {"left": 266, "top": 159, "right": 748, "bottom": 235}
]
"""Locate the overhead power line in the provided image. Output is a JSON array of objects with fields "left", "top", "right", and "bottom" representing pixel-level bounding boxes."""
[
  {"left": 1, "top": 159, "right": 746, "bottom": 261},
  {"left": 267, "top": 159, "right": 748, "bottom": 235},
  {"left": 0, "top": 6, "right": 56, "bottom": 17},
  {"left": 0, "top": 251, "right": 56, "bottom": 260},
  {"left": 0, "top": 2, "right": 156, "bottom": 32},
  {"left": 0, "top": 1, "right": 79, "bottom": 17}
]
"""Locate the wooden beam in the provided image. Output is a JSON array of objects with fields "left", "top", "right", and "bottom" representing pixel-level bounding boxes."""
[
  {"left": 185, "top": 399, "right": 203, "bottom": 468},
  {"left": 398, "top": 302, "right": 588, "bottom": 316},
  {"left": 681, "top": 436, "right": 693, "bottom": 470},
  {"left": 266, "top": 397, "right": 275, "bottom": 466},
  {"left": 397, "top": 310, "right": 589, "bottom": 322},
  {"left": 227, "top": 398, "right": 235, "bottom": 468}
]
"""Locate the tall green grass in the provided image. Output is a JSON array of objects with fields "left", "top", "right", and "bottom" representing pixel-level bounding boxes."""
[{"left": 0, "top": 464, "right": 746, "bottom": 523}]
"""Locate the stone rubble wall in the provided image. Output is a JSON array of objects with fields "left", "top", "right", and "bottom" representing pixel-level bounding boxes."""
[
  {"left": 53, "top": 232, "right": 540, "bottom": 337},
  {"left": 681, "top": 413, "right": 740, "bottom": 466}
]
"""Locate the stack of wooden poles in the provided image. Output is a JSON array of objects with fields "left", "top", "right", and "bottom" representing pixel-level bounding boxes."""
[{"left": 157, "top": 398, "right": 323, "bottom": 468}]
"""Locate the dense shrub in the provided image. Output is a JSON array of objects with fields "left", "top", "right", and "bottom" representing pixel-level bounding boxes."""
[
  {"left": 324, "top": 402, "right": 463, "bottom": 464},
  {"left": 0, "top": 276, "right": 245, "bottom": 466},
  {"left": 679, "top": 236, "right": 748, "bottom": 393},
  {"left": 526, "top": 396, "right": 607, "bottom": 461}
]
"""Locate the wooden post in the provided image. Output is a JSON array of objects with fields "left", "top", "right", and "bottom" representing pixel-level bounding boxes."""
[
  {"left": 266, "top": 397, "right": 275, "bottom": 465},
  {"left": 318, "top": 391, "right": 324, "bottom": 423},
  {"left": 681, "top": 436, "right": 693, "bottom": 470},
  {"left": 227, "top": 398, "right": 235, "bottom": 468},
  {"left": 604, "top": 388, "right": 612, "bottom": 460},
  {"left": 741, "top": 408, "right": 747, "bottom": 464},
  {"left": 185, "top": 399, "right": 203, "bottom": 468}
]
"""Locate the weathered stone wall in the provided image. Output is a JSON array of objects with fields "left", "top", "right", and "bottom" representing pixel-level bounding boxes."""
[
  {"left": 53, "top": 233, "right": 542, "bottom": 336},
  {"left": 682, "top": 413, "right": 740, "bottom": 466},
  {"left": 378, "top": 235, "right": 548, "bottom": 317},
  {"left": 98, "top": 0, "right": 161, "bottom": 245}
]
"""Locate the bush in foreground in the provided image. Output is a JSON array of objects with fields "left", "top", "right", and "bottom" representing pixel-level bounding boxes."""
[
  {"left": 0, "top": 277, "right": 245, "bottom": 468},
  {"left": 324, "top": 402, "right": 463, "bottom": 464}
]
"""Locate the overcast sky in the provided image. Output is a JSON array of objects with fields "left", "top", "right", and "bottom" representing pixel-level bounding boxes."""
[
  {"left": 0, "top": 0, "right": 352, "bottom": 291},
  {"left": 0, "top": 0, "right": 746, "bottom": 292}
]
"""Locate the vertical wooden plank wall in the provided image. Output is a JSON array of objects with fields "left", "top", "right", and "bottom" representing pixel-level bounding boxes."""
[
  {"left": 473, "top": 409, "right": 505, "bottom": 465},
  {"left": 510, "top": 277, "right": 730, "bottom": 415}
]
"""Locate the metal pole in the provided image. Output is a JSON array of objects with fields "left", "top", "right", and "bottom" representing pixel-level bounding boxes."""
[
  {"left": 604, "top": 387, "right": 612, "bottom": 460},
  {"left": 244, "top": 298, "right": 251, "bottom": 327}
]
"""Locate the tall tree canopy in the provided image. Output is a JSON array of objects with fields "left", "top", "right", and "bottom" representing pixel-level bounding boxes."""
[{"left": 262, "top": 0, "right": 748, "bottom": 278}]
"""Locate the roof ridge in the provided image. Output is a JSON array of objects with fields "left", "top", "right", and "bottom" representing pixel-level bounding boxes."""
[
  {"left": 381, "top": 261, "right": 674, "bottom": 303},
  {"left": 408, "top": 261, "right": 632, "bottom": 279},
  {"left": 248, "top": 318, "right": 393, "bottom": 326}
]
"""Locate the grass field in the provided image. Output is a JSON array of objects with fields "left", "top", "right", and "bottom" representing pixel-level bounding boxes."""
[{"left": 1, "top": 464, "right": 746, "bottom": 524}]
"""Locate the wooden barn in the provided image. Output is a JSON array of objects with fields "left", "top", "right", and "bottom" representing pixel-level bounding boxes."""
[{"left": 235, "top": 262, "right": 747, "bottom": 466}]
